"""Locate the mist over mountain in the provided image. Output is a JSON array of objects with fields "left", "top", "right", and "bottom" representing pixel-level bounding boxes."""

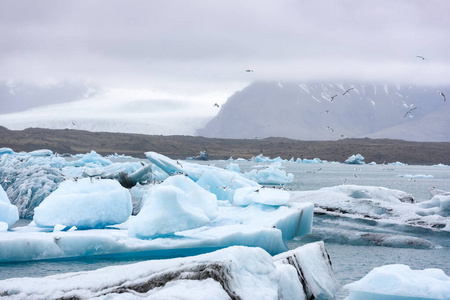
[
  {"left": 0, "top": 81, "right": 97, "bottom": 114},
  {"left": 197, "top": 81, "right": 449, "bottom": 142}
]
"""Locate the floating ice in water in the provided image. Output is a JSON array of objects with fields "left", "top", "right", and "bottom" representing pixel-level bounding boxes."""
[
  {"left": 290, "top": 185, "right": 450, "bottom": 231},
  {"left": 345, "top": 154, "right": 365, "bottom": 165},
  {"left": 252, "top": 154, "right": 286, "bottom": 163},
  {"left": 389, "top": 161, "right": 406, "bottom": 165},
  {"left": 225, "top": 162, "right": 240, "bottom": 173},
  {"left": 0, "top": 243, "right": 338, "bottom": 300},
  {"left": 129, "top": 185, "right": 211, "bottom": 239},
  {"left": 300, "top": 158, "right": 323, "bottom": 164},
  {"left": 397, "top": 174, "right": 434, "bottom": 179},
  {"left": 0, "top": 148, "right": 14, "bottom": 155},
  {"left": 68, "top": 150, "right": 113, "bottom": 167},
  {"left": 344, "top": 264, "right": 450, "bottom": 300},
  {"left": 129, "top": 175, "right": 218, "bottom": 239},
  {"left": 243, "top": 164, "right": 294, "bottom": 185},
  {"left": 433, "top": 163, "right": 449, "bottom": 167},
  {"left": 233, "top": 187, "right": 291, "bottom": 206},
  {"left": 145, "top": 151, "right": 258, "bottom": 202},
  {"left": 0, "top": 184, "right": 18, "bottom": 227},
  {"left": 33, "top": 178, "right": 132, "bottom": 229}
]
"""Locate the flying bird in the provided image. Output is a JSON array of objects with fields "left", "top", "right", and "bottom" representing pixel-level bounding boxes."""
[
  {"left": 214, "top": 103, "right": 219, "bottom": 107},
  {"left": 245, "top": 69, "right": 254, "bottom": 72},
  {"left": 404, "top": 107, "right": 417, "bottom": 118},
  {"left": 330, "top": 95, "right": 338, "bottom": 101},
  {"left": 176, "top": 160, "right": 183, "bottom": 168},
  {"left": 440, "top": 91, "right": 446, "bottom": 102},
  {"left": 416, "top": 56, "right": 429, "bottom": 61},
  {"left": 326, "top": 126, "right": 335, "bottom": 132},
  {"left": 342, "top": 87, "right": 354, "bottom": 96}
]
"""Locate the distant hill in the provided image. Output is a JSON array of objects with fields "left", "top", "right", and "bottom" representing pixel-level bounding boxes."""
[
  {"left": 197, "top": 81, "right": 449, "bottom": 142},
  {"left": 1, "top": 126, "right": 449, "bottom": 165}
]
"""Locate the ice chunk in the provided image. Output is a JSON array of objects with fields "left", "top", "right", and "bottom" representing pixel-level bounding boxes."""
[
  {"left": 345, "top": 264, "right": 450, "bottom": 300},
  {"left": 141, "top": 175, "right": 218, "bottom": 220},
  {"left": 33, "top": 178, "right": 132, "bottom": 229},
  {"left": 345, "top": 154, "right": 365, "bottom": 164},
  {"left": 0, "top": 184, "right": 18, "bottom": 227},
  {"left": 274, "top": 241, "right": 340, "bottom": 299},
  {"left": 68, "top": 150, "right": 113, "bottom": 167},
  {"left": 0, "top": 246, "right": 283, "bottom": 300},
  {"left": 0, "top": 148, "right": 14, "bottom": 155},
  {"left": 243, "top": 164, "right": 294, "bottom": 185},
  {"left": 145, "top": 151, "right": 258, "bottom": 202},
  {"left": 129, "top": 185, "right": 211, "bottom": 239}
]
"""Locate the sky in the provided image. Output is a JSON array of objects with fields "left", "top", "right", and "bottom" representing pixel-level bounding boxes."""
[{"left": 0, "top": 0, "right": 449, "bottom": 129}]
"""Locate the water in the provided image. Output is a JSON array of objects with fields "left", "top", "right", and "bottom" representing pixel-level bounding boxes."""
[{"left": 1, "top": 160, "right": 449, "bottom": 299}]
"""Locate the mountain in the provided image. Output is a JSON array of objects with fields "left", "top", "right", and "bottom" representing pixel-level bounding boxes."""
[
  {"left": 0, "top": 81, "right": 97, "bottom": 114},
  {"left": 197, "top": 81, "right": 449, "bottom": 142}
]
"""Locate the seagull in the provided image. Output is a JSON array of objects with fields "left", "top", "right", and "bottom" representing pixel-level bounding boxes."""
[
  {"left": 245, "top": 69, "right": 254, "bottom": 72},
  {"left": 214, "top": 103, "right": 219, "bottom": 108},
  {"left": 326, "top": 126, "right": 335, "bottom": 132},
  {"left": 330, "top": 95, "right": 338, "bottom": 101},
  {"left": 416, "top": 56, "right": 429, "bottom": 61},
  {"left": 342, "top": 87, "right": 354, "bottom": 96},
  {"left": 404, "top": 107, "right": 417, "bottom": 118},
  {"left": 440, "top": 91, "right": 446, "bottom": 102},
  {"left": 176, "top": 160, "right": 183, "bottom": 168}
]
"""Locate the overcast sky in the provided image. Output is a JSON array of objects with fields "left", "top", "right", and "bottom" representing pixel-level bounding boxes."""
[{"left": 1, "top": 0, "right": 449, "bottom": 104}]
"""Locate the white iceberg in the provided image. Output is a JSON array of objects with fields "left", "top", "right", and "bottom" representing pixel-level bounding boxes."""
[
  {"left": 243, "top": 164, "right": 294, "bottom": 185},
  {"left": 344, "top": 264, "right": 450, "bottom": 300},
  {"left": 129, "top": 175, "right": 218, "bottom": 239},
  {"left": 345, "top": 154, "right": 365, "bottom": 164},
  {"left": 33, "top": 178, "right": 132, "bottom": 229},
  {"left": 0, "top": 243, "right": 339, "bottom": 300},
  {"left": 233, "top": 186, "right": 291, "bottom": 206}
]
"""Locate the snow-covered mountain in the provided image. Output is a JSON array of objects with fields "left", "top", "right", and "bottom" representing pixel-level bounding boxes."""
[{"left": 197, "top": 81, "right": 449, "bottom": 142}]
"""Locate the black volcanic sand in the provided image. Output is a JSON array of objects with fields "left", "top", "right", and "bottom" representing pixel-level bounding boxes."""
[{"left": 0, "top": 126, "right": 449, "bottom": 165}]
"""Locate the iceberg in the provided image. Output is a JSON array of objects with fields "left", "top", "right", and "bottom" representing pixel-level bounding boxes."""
[
  {"left": 0, "top": 243, "right": 339, "bottom": 300},
  {"left": 345, "top": 154, "right": 365, "bottom": 164},
  {"left": 290, "top": 185, "right": 450, "bottom": 231},
  {"left": 0, "top": 184, "right": 18, "bottom": 227},
  {"left": 243, "top": 164, "right": 294, "bottom": 185},
  {"left": 252, "top": 154, "right": 286, "bottom": 163},
  {"left": 344, "top": 264, "right": 450, "bottom": 300},
  {"left": 145, "top": 151, "right": 258, "bottom": 202},
  {"left": 33, "top": 178, "right": 132, "bottom": 229}
]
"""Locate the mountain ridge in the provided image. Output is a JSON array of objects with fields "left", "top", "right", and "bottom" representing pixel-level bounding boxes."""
[
  {"left": 197, "top": 81, "right": 449, "bottom": 142},
  {"left": 1, "top": 126, "right": 449, "bottom": 165}
]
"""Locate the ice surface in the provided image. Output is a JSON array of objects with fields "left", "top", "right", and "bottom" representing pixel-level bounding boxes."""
[
  {"left": 33, "top": 178, "right": 132, "bottom": 229},
  {"left": 0, "top": 183, "right": 19, "bottom": 227},
  {"left": 274, "top": 241, "right": 340, "bottom": 299},
  {"left": 145, "top": 151, "right": 258, "bottom": 202},
  {"left": 290, "top": 185, "right": 450, "bottom": 231},
  {"left": 344, "top": 264, "right": 450, "bottom": 300},
  {"left": 345, "top": 154, "right": 365, "bottom": 165},
  {"left": 0, "top": 243, "right": 339, "bottom": 300},
  {"left": 233, "top": 186, "right": 291, "bottom": 206},
  {"left": 129, "top": 182, "right": 213, "bottom": 239},
  {"left": 416, "top": 194, "right": 450, "bottom": 218}
]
